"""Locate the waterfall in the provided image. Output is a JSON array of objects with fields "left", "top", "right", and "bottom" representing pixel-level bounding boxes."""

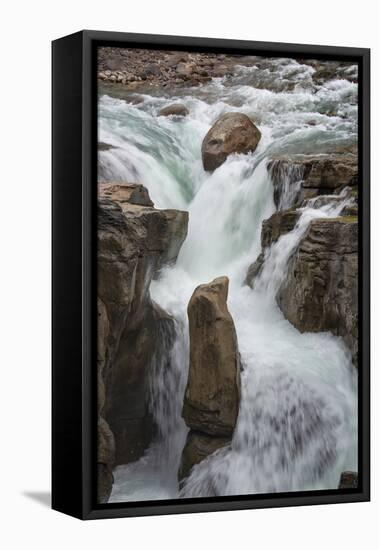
[
  {"left": 267, "top": 158, "right": 304, "bottom": 209},
  {"left": 148, "top": 316, "right": 189, "bottom": 472},
  {"left": 254, "top": 193, "right": 354, "bottom": 299},
  {"left": 102, "top": 58, "right": 358, "bottom": 502}
]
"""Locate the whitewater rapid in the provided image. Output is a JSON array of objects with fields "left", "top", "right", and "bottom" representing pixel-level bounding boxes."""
[{"left": 99, "top": 57, "right": 358, "bottom": 502}]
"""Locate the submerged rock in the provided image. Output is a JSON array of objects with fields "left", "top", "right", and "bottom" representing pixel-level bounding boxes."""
[
  {"left": 158, "top": 104, "right": 189, "bottom": 117},
  {"left": 338, "top": 471, "right": 358, "bottom": 489},
  {"left": 98, "top": 142, "right": 116, "bottom": 152},
  {"left": 178, "top": 432, "right": 230, "bottom": 483},
  {"left": 277, "top": 217, "right": 358, "bottom": 365},
  {"left": 97, "top": 183, "right": 188, "bottom": 498},
  {"left": 202, "top": 113, "right": 261, "bottom": 171}
]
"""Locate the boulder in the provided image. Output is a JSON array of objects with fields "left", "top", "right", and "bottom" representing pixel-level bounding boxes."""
[
  {"left": 182, "top": 276, "right": 241, "bottom": 436},
  {"left": 277, "top": 217, "right": 358, "bottom": 365},
  {"left": 338, "top": 471, "right": 358, "bottom": 489},
  {"left": 201, "top": 113, "right": 261, "bottom": 171},
  {"left": 245, "top": 209, "right": 300, "bottom": 287},
  {"left": 97, "top": 183, "right": 188, "bottom": 493},
  {"left": 158, "top": 104, "right": 189, "bottom": 117}
]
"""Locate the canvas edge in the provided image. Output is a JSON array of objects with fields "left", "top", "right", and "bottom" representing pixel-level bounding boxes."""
[{"left": 52, "top": 30, "right": 370, "bottom": 520}]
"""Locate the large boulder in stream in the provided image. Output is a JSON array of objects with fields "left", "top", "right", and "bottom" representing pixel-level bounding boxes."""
[
  {"left": 179, "top": 277, "right": 241, "bottom": 483},
  {"left": 202, "top": 113, "right": 261, "bottom": 171},
  {"left": 277, "top": 217, "right": 358, "bottom": 366},
  {"left": 97, "top": 182, "right": 188, "bottom": 500}
]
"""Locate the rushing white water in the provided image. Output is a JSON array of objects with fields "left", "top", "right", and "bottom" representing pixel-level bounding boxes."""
[{"left": 102, "top": 57, "right": 358, "bottom": 503}]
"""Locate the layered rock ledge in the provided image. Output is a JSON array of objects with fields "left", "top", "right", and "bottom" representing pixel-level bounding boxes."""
[{"left": 268, "top": 152, "right": 358, "bottom": 209}]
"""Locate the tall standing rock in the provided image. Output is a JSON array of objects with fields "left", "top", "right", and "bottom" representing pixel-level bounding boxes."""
[
  {"left": 202, "top": 113, "right": 261, "bottom": 171},
  {"left": 179, "top": 277, "right": 241, "bottom": 482}
]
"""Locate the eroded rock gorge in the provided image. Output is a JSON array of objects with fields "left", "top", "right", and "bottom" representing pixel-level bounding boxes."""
[{"left": 97, "top": 54, "right": 359, "bottom": 500}]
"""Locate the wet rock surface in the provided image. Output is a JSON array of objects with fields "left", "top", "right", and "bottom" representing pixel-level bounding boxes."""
[
  {"left": 158, "top": 103, "right": 189, "bottom": 117},
  {"left": 179, "top": 277, "right": 241, "bottom": 482},
  {"left": 268, "top": 152, "right": 358, "bottom": 208},
  {"left": 178, "top": 432, "right": 230, "bottom": 484},
  {"left": 277, "top": 217, "right": 358, "bottom": 366},
  {"left": 245, "top": 209, "right": 300, "bottom": 287},
  {"left": 183, "top": 276, "right": 241, "bottom": 436},
  {"left": 338, "top": 470, "right": 358, "bottom": 489},
  {"left": 97, "top": 183, "right": 188, "bottom": 498},
  {"left": 202, "top": 113, "right": 261, "bottom": 171}
]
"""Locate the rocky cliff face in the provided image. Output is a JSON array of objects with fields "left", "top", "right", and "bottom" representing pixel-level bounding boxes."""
[
  {"left": 245, "top": 150, "right": 358, "bottom": 371},
  {"left": 179, "top": 277, "right": 241, "bottom": 482},
  {"left": 277, "top": 217, "right": 358, "bottom": 365},
  {"left": 97, "top": 183, "right": 188, "bottom": 502},
  {"left": 268, "top": 152, "right": 358, "bottom": 208}
]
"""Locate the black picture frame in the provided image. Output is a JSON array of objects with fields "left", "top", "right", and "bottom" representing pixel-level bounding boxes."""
[{"left": 52, "top": 30, "right": 370, "bottom": 520}]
